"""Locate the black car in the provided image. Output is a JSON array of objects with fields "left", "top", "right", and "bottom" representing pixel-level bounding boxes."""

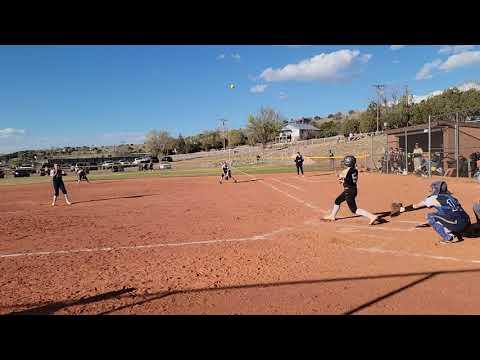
[
  {"left": 111, "top": 164, "right": 125, "bottom": 172},
  {"left": 161, "top": 156, "right": 173, "bottom": 162},
  {"left": 13, "top": 169, "right": 31, "bottom": 177},
  {"left": 0, "top": 168, "right": 5, "bottom": 179}
]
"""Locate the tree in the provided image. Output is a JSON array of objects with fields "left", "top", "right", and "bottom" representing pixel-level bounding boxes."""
[
  {"left": 348, "top": 110, "right": 355, "bottom": 115},
  {"left": 343, "top": 118, "right": 360, "bottom": 134},
  {"left": 327, "top": 113, "right": 334, "bottom": 118},
  {"left": 359, "top": 101, "right": 378, "bottom": 133},
  {"left": 175, "top": 134, "right": 187, "bottom": 154},
  {"left": 317, "top": 121, "right": 338, "bottom": 138},
  {"left": 246, "top": 107, "right": 285, "bottom": 147},
  {"left": 145, "top": 130, "right": 174, "bottom": 157},
  {"left": 228, "top": 129, "right": 247, "bottom": 147}
]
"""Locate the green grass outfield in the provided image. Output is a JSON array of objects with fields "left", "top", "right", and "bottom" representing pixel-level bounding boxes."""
[{"left": 0, "top": 164, "right": 333, "bottom": 186}]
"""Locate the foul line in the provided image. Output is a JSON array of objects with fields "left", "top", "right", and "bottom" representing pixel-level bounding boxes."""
[
  {"left": 0, "top": 226, "right": 295, "bottom": 259},
  {"left": 352, "top": 246, "right": 480, "bottom": 265},
  {"left": 235, "top": 169, "right": 327, "bottom": 214},
  {"left": 271, "top": 178, "right": 306, "bottom": 192}
]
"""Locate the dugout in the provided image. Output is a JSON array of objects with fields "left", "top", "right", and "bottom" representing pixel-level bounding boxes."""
[{"left": 385, "top": 120, "right": 480, "bottom": 176}]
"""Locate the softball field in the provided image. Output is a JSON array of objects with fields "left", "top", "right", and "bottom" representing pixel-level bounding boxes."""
[{"left": 2, "top": 171, "right": 480, "bottom": 314}]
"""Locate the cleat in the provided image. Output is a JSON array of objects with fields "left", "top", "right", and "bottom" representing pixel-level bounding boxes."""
[
  {"left": 322, "top": 215, "right": 336, "bottom": 222},
  {"left": 369, "top": 216, "right": 380, "bottom": 225}
]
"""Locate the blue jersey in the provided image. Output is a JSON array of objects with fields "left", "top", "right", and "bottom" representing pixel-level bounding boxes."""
[{"left": 423, "top": 194, "right": 469, "bottom": 220}]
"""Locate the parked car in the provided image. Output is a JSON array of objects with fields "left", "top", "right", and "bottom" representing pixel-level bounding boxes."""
[
  {"left": 101, "top": 161, "right": 115, "bottom": 169},
  {"left": 13, "top": 169, "right": 31, "bottom": 177},
  {"left": 0, "top": 168, "right": 5, "bottom": 178},
  {"left": 18, "top": 164, "right": 36, "bottom": 174},
  {"left": 88, "top": 163, "right": 99, "bottom": 170},
  {"left": 118, "top": 160, "right": 131, "bottom": 167},
  {"left": 161, "top": 156, "right": 173, "bottom": 162},
  {"left": 151, "top": 156, "right": 159, "bottom": 163},
  {"left": 159, "top": 163, "right": 172, "bottom": 170},
  {"left": 111, "top": 163, "right": 125, "bottom": 172},
  {"left": 132, "top": 157, "right": 150, "bottom": 165}
]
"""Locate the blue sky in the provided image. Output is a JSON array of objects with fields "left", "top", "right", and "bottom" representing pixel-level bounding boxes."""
[{"left": 1, "top": 45, "right": 480, "bottom": 153}]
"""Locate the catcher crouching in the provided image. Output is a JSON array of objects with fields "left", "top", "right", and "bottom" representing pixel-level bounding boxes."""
[{"left": 391, "top": 181, "right": 470, "bottom": 245}]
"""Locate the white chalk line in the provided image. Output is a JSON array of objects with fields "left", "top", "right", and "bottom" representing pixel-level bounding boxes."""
[
  {"left": 271, "top": 178, "right": 306, "bottom": 192},
  {"left": 352, "top": 246, "right": 480, "bottom": 265},
  {"left": 0, "top": 226, "right": 295, "bottom": 259},
  {"left": 235, "top": 169, "right": 328, "bottom": 214}
]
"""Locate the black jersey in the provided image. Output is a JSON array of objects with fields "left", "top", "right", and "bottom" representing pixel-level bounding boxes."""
[
  {"left": 295, "top": 155, "right": 304, "bottom": 165},
  {"left": 339, "top": 167, "right": 358, "bottom": 188},
  {"left": 222, "top": 164, "right": 229, "bottom": 173},
  {"left": 51, "top": 169, "right": 64, "bottom": 181}
]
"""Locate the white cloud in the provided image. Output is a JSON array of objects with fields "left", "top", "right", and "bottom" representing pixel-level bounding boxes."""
[
  {"left": 250, "top": 84, "right": 268, "bottom": 93},
  {"left": 438, "top": 45, "right": 476, "bottom": 55},
  {"left": 231, "top": 53, "right": 241, "bottom": 60},
  {"left": 390, "top": 45, "right": 406, "bottom": 50},
  {"left": 415, "top": 59, "right": 442, "bottom": 80},
  {"left": 360, "top": 54, "right": 372, "bottom": 63},
  {"left": 279, "top": 92, "right": 288, "bottom": 100},
  {"left": 416, "top": 50, "right": 480, "bottom": 80},
  {"left": 412, "top": 81, "right": 480, "bottom": 103},
  {"left": 438, "top": 51, "right": 480, "bottom": 71},
  {"left": 0, "top": 128, "right": 25, "bottom": 138},
  {"left": 217, "top": 54, "right": 225, "bottom": 60},
  {"left": 259, "top": 49, "right": 370, "bottom": 82}
]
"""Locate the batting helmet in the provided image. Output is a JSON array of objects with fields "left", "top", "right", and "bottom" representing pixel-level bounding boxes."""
[
  {"left": 430, "top": 181, "right": 451, "bottom": 196},
  {"left": 343, "top": 155, "right": 356, "bottom": 168}
]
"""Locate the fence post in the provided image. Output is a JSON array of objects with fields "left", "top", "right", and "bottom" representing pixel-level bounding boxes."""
[
  {"left": 370, "top": 134, "right": 374, "bottom": 170},
  {"left": 404, "top": 127, "right": 408, "bottom": 174},
  {"left": 455, "top": 113, "right": 459, "bottom": 178},
  {"left": 428, "top": 115, "right": 432, "bottom": 178},
  {"left": 386, "top": 133, "right": 389, "bottom": 174}
]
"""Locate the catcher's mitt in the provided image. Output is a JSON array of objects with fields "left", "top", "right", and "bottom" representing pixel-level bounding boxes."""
[{"left": 390, "top": 202, "right": 403, "bottom": 217}]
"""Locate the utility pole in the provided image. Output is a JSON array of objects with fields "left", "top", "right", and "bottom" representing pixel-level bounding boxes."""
[
  {"left": 219, "top": 118, "right": 228, "bottom": 152},
  {"left": 373, "top": 84, "right": 385, "bottom": 133}
]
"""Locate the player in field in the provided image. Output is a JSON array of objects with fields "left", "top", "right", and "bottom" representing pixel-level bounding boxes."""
[
  {"left": 75, "top": 165, "right": 90, "bottom": 183},
  {"left": 391, "top": 181, "right": 470, "bottom": 244},
  {"left": 50, "top": 164, "right": 72, "bottom": 206},
  {"left": 219, "top": 161, "right": 237, "bottom": 184},
  {"left": 323, "top": 155, "right": 379, "bottom": 225}
]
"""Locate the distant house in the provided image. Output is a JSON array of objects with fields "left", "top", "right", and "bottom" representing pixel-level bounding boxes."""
[{"left": 279, "top": 123, "right": 321, "bottom": 142}]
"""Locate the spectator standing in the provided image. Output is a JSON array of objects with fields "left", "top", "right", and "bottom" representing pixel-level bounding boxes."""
[{"left": 413, "top": 143, "right": 424, "bottom": 172}]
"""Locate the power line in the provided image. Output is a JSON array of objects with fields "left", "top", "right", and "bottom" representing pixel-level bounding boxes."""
[{"left": 372, "top": 84, "right": 385, "bottom": 133}]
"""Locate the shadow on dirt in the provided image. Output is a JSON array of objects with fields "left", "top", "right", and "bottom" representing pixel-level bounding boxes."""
[
  {"left": 78, "top": 268, "right": 480, "bottom": 315},
  {"left": 234, "top": 179, "right": 263, "bottom": 184},
  {"left": 8, "top": 287, "right": 136, "bottom": 315},
  {"left": 72, "top": 194, "right": 162, "bottom": 204}
]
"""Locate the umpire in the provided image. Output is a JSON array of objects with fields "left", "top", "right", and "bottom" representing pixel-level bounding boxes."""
[{"left": 295, "top": 152, "right": 304, "bottom": 175}]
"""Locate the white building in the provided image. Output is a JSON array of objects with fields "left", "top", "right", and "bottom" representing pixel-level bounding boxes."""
[{"left": 279, "top": 123, "right": 321, "bottom": 142}]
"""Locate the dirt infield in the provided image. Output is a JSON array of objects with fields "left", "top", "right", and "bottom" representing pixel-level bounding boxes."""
[{"left": 2, "top": 171, "right": 480, "bottom": 314}]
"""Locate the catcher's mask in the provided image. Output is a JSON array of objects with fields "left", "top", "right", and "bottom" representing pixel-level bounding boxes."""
[
  {"left": 342, "top": 155, "right": 356, "bottom": 168},
  {"left": 430, "top": 181, "right": 451, "bottom": 196}
]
